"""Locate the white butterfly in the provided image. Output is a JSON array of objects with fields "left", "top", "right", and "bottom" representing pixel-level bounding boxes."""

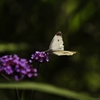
[{"left": 47, "top": 31, "right": 76, "bottom": 56}]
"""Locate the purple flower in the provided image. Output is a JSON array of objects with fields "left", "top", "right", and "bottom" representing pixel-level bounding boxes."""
[
  {"left": 0, "top": 54, "right": 38, "bottom": 81},
  {"left": 31, "top": 51, "right": 49, "bottom": 63}
]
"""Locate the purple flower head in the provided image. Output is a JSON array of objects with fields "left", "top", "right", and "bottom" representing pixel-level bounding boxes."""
[
  {"left": 31, "top": 51, "right": 49, "bottom": 63},
  {"left": 0, "top": 54, "right": 38, "bottom": 81}
]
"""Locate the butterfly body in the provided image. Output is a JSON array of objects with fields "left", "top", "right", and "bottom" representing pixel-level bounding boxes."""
[{"left": 47, "top": 31, "right": 76, "bottom": 56}]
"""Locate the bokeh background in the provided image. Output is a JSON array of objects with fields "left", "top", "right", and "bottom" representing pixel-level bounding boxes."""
[{"left": 0, "top": 0, "right": 100, "bottom": 100}]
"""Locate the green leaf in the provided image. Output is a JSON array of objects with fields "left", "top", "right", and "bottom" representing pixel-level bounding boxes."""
[{"left": 0, "top": 82, "right": 99, "bottom": 100}]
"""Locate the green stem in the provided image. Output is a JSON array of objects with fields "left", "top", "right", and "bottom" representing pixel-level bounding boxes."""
[
  {"left": 29, "top": 62, "right": 40, "bottom": 100},
  {"left": 1, "top": 74, "right": 20, "bottom": 100}
]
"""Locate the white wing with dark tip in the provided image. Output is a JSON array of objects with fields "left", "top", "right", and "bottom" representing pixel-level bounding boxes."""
[
  {"left": 48, "top": 31, "right": 76, "bottom": 56},
  {"left": 49, "top": 31, "right": 64, "bottom": 51}
]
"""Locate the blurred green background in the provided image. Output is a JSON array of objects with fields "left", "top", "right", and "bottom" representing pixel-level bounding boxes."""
[{"left": 0, "top": 0, "right": 100, "bottom": 100}]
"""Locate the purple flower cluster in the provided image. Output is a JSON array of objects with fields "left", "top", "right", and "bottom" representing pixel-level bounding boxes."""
[
  {"left": 0, "top": 54, "right": 38, "bottom": 81},
  {"left": 0, "top": 51, "right": 49, "bottom": 81},
  {"left": 31, "top": 51, "right": 49, "bottom": 63}
]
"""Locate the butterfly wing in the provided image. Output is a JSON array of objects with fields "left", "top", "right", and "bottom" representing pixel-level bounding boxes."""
[
  {"left": 49, "top": 31, "right": 64, "bottom": 50},
  {"left": 48, "top": 31, "right": 76, "bottom": 56},
  {"left": 52, "top": 50, "right": 76, "bottom": 56}
]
